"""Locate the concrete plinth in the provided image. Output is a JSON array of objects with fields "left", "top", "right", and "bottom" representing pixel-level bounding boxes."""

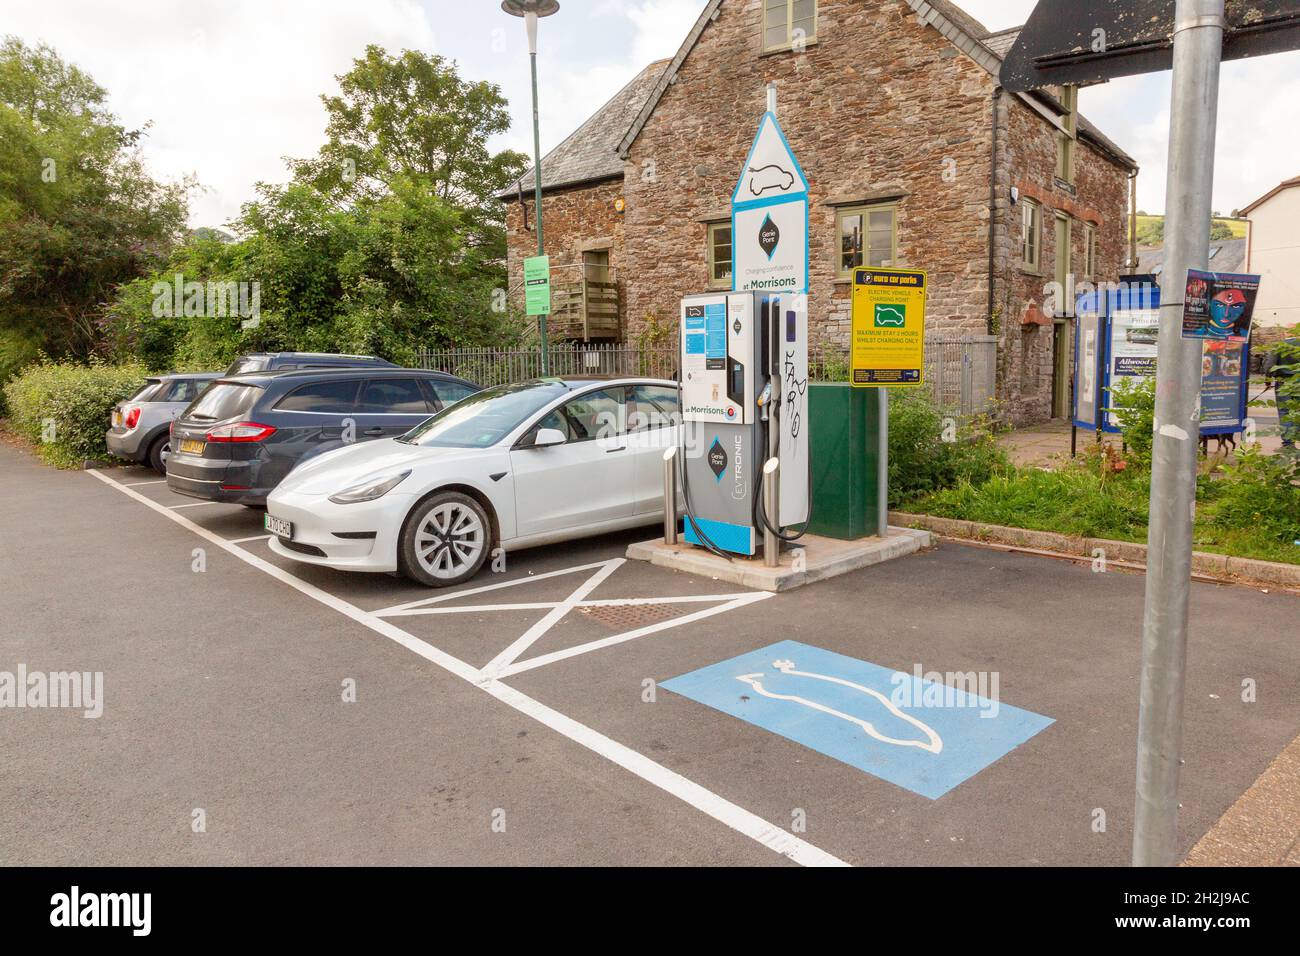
[{"left": 625, "top": 527, "right": 931, "bottom": 592}]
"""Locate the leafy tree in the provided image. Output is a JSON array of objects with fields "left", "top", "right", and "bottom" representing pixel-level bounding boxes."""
[
  {"left": 0, "top": 37, "right": 188, "bottom": 377},
  {"left": 288, "top": 45, "right": 527, "bottom": 254},
  {"left": 105, "top": 46, "right": 529, "bottom": 369}
]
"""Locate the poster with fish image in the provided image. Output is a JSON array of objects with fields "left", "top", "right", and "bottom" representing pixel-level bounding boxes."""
[{"left": 1180, "top": 269, "right": 1260, "bottom": 342}]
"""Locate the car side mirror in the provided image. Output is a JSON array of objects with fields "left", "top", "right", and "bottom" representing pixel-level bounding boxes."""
[{"left": 532, "top": 427, "right": 567, "bottom": 448}]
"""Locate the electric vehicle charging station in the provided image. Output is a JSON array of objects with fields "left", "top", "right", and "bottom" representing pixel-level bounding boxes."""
[
  {"left": 678, "top": 290, "right": 809, "bottom": 556},
  {"left": 675, "top": 86, "right": 810, "bottom": 560},
  {"left": 632, "top": 85, "right": 929, "bottom": 588}
]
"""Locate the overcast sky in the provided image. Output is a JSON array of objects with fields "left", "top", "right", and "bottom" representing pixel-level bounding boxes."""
[{"left": 6, "top": 0, "right": 1296, "bottom": 228}]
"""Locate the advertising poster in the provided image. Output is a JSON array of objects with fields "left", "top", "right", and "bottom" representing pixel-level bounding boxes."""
[
  {"left": 1199, "top": 339, "right": 1247, "bottom": 431},
  {"left": 1180, "top": 269, "right": 1260, "bottom": 341},
  {"left": 1106, "top": 305, "right": 1159, "bottom": 427}
]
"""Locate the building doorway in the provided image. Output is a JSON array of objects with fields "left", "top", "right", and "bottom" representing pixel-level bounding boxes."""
[
  {"left": 1051, "top": 214, "right": 1072, "bottom": 419},
  {"left": 582, "top": 249, "right": 610, "bottom": 283}
]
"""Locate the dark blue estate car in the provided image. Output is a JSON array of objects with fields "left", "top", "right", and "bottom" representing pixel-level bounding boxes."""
[{"left": 166, "top": 368, "right": 479, "bottom": 506}]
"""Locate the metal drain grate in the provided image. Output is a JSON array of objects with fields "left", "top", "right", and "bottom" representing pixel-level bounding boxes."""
[{"left": 578, "top": 603, "right": 685, "bottom": 630}]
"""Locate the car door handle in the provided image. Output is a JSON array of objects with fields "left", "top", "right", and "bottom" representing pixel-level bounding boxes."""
[
  {"left": 605, "top": 445, "right": 627, "bottom": 453},
  {"left": 362, "top": 427, "right": 385, "bottom": 436}
]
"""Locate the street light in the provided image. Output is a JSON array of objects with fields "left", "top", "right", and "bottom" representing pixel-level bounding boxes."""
[{"left": 502, "top": 0, "right": 559, "bottom": 375}]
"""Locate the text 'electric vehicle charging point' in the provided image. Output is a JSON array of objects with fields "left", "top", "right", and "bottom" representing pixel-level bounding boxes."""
[{"left": 626, "top": 86, "right": 929, "bottom": 591}]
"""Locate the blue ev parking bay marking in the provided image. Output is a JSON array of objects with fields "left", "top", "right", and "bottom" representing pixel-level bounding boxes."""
[{"left": 662, "top": 640, "right": 1054, "bottom": 800}]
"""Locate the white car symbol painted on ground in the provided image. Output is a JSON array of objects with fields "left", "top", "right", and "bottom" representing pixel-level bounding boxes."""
[{"left": 736, "top": 659, "right": 943, "bottom": 754}]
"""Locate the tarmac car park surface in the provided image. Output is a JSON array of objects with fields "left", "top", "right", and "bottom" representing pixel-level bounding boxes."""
[{"left": 2, "top": 442, "right": 1297, "bottom": 866}]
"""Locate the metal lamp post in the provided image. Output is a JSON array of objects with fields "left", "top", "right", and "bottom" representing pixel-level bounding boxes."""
[{"left": 502, "top": 0, "right": 559, "bottom": 375}]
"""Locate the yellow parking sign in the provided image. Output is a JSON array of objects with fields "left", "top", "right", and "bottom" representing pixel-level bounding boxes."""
[{"left": 850, "top": 267, "right": 927, "bottom": 387}]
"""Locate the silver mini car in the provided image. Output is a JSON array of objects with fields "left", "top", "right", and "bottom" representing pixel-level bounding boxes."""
[{"left": 107, "top": 372, "right": 220, "bottom": 473}]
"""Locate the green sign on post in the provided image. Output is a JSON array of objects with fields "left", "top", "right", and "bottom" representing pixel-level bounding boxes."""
[{"left": 524, "top": 255, "right": 551, "bottom": 316}]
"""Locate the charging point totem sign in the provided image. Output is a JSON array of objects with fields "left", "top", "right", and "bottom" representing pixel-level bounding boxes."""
[{"left": 678, "top": 107, "right": 809, "bottom": 556}]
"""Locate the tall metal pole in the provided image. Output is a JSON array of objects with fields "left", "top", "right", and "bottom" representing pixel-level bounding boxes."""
[
  {"left": 525, "top": 12, "right": 550, "bottom": 375},
  {"left": 1132, "top": 0, "right": 1224, "bottom": 867}
]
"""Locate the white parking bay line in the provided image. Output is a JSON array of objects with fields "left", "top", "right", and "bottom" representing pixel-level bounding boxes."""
[
  {"left": 230, "top": 534, "right": 272, "bottom": 545},
  {"left": 87, "top": 470, "right": 847, "bottom": 868},
  {"left": 169, "top": 501, "right": 231, "bottom": 509},
  {"left": 124, "top": 479, "right": 167, "bottom": 486},
  {"left": 480, "top": 559, "right": 624, "bottom": 679},
  {"left": 494, "top": 591, "right": 773, "bottom": 679}
]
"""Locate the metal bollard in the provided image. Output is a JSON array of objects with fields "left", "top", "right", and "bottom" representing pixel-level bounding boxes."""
[
  {"left": 662, "top": 446, "right": 678, "bottom": 545},
  {"left": 763, "top": 457, "right": 780, "bottom": 567}
]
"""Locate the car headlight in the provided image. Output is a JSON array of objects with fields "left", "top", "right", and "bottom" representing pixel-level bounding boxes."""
[{"left": 328, "top": 470, "right": 411, "bottom": 504}]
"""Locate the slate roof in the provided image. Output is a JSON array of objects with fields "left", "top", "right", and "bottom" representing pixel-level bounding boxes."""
[
  {"left": 497, "top": 59, "right": 668, "bottom": 199},
  {"left": 1138, "top": 237, "right": 1248, "bottom": 276},
  {"left": 982, "top": 26, "right": 1021, "bottom": 58}
]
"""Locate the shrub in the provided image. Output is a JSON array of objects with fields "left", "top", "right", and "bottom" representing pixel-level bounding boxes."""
[
  {"left": 1106, "top": 375, "right": 1156, "bottom": 464},
  {"left": 888, "top": 390, "right": 1011, "bottom": 506},
  {"left": 3, "top": 359, "right": 148, "bottom": 467}
]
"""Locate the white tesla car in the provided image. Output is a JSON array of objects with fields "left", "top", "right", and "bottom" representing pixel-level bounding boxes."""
[{"left": 265, "top": 377, "right": 681, "bottom": 586}]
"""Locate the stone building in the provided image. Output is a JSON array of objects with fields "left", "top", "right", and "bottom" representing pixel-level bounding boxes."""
[{"left": 501, "top": 0, "right": 1138, "bottom": 424}]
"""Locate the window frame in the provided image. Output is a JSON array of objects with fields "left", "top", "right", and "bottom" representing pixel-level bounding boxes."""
[
  {"left": 1084, "top": 223, "right": 1097, "bottom": 280},
  {"left": 706, "top": 221, "right": 733, "bottom": 290},
  {"left": 273, "top": 378, "right": 361, "bottom": 415},
  {"left": 355, "top": 377, "right": 436, "bottom": 415},
  {"left": 835, "top": 201, "right": 898, "bottom": 280},
  {"left": 762, "top": 0, "right": 817, "bottom": 52},
  {"left": 1020, "top": 198, "right": 1042, "bottom": 273},
  {"left": 524, "top": 386, "right": 628, "bottom": 446},
  {"left": 628, "top": 384, "right": 681, "bottom": 432},
  {"left": 1055, "top": 85, "right": 1078, "bottom": 186}
]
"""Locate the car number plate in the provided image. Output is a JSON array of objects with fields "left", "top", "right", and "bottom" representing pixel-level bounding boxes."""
[
  {"left": 178, "top": 438, "right": 205, "bottom": 454},
  {"left": 264, "top": 514, "right": 293, "bottom": 539}
]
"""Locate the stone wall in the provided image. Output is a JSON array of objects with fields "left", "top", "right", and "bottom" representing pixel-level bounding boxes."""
[
  {"left": 503, "top": 0, "right": 1134, "bottom": 422},
  {"left": 504, "top": 178, "right": 627, "bottom": 338},
  {"left": 993, "top": 92, "right": 1133, "bottom": 424},
  {"left": 623, "top": 0, "right": 999, "bottom": 351}
]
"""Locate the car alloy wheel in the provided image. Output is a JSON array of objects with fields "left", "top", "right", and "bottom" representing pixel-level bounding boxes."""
[
  {"left": 399, "top": 492, "right": 491, "bottom": 587},
  {"left": 148, "top": 436, "right": 170, "bottom": 475}
]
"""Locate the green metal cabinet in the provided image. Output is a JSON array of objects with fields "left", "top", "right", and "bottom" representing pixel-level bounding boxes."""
[{"left": 807, "top": 383, "right": 883, "bottom": 540}]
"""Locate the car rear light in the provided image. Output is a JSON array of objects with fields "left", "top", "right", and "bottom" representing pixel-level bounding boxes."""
[
  {"left": 205, "top": 422, "right": 276, "bottom": 443},
  {"left": 124, "top": 406, "right": 141, "bottom": 429},
  {"left": 219, "top": 484, "right": 251, "bottom": 491}
]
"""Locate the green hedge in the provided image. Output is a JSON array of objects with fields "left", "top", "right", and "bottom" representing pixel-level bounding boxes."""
[{"left": 3, "top": 360, "right": 148, "bottom": 467}]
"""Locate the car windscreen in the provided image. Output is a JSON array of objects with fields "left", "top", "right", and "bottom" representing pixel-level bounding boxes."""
[
  {"left": 398, "top": 381, "right": 567, "bottom": 448},
  {"left": 183, "top": 382, "right": 261, "bottom": 422},
  {"left": 224, "top": 356, "right": 268, "bottom": 375}
]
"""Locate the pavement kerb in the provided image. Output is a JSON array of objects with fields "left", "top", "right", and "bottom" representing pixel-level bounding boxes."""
[{"left": 890, "top": 511, "right": 1300, "bottom": 591}]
